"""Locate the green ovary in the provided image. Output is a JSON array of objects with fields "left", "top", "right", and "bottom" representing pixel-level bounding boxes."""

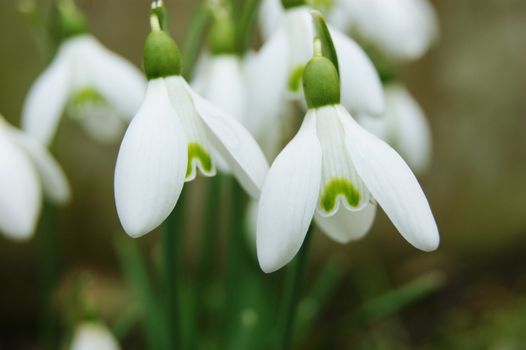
[
  {"left": 320, "top": 178, "right": 361, "bottom": 213},
  {"left": 186, "top": 143, "right": 213, "bottom": 178},
  {"left": 71, "top": 87, "right": 106, "bottom": 107},
  {"left": 288, "top": 65, "right": 305, "bottom": 92}
]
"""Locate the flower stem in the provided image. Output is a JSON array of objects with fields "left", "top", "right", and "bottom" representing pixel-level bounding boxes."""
[
  {"left": 276, "top": 226, "right": 314, "bottom": 350},
  {"left": 182, "top": 2, "right": 212, "bottom": 79},
  {"left": 38, "top": 202, "right": 58, "bottom": 350},
  {"left": 162, "top": 193, "right": 186, "bottom": 350},
  {"left": 225, "top": 180, "right": 247, "bottom": 342}
]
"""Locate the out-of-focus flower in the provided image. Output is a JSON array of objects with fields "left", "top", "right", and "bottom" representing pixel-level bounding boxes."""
[
  {"left": 249, "top": 0, "right": 384, "bottom": 157},
  {"left": 326, "top": 0, "right": 439, "bottom": 62},
  {"left": 22, "top": 1, "right": 146, "bottom": 144},
  {"left": 0, "top": 115, "right": 70, "bottom": 241},
  {"left": 257, "top": 53, "right": 438, "bottom": 273},
  {"left": 357, "top": 83, "right": 433, "bottom": 174},
  {"left": 115, "top": 11, "right": 268, "bottom": 238},
  {"left": 70, "top": 322, "right": 120, "bottom": 350}
]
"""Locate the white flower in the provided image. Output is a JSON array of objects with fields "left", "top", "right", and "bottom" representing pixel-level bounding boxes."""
[
  {"left": 357, "top": 83, "right": 433, "bottom": 174},
  {"left": 257, "top": 104, "right": 439, "bottom": 273},
  {"left": 22, "top": 34, "right": 146, "bottom": 145},
  {"left": 248, "top": 4, "right": 384, "bottom": 146},
  {"left": 115, "top": 26, "right": 269, "bottom": 238},
  {"left": 327, "top": 0, "right": 439, "bottom": 62},
  {"left": 70, "top": 322, "right": 120, "bottom": 350},
  {"left": 0, "top": 115, "right": 70, "bottom": 241}
]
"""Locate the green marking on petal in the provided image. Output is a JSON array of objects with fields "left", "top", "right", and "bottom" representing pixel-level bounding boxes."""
[
  {"left": 320, "top": 177, "right": 361, "bottom": 213},
  {"left": 186, "top": 142, "right": 213, "bottom": 179},
  {"left": 71, "top": 87, "right": 106, "bottom": 107},
  {"left": 288, "top": 65, "right": 305, "bottom": 92}
]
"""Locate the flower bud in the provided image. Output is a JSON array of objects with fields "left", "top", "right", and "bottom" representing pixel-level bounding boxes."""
[
  {"left": 302, "top": 55, "right": 340, "bottom": 109},
  {"left": 50, "top": 0, "right": 87, "bottom": 42},
  {"left": 209, "top": 15, "right": 238, "bottom": 55},
  {"left": 143, "top": 30, "right": 182, "bottom": 80}
]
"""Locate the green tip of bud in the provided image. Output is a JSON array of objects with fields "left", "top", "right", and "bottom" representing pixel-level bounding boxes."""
[
  {"left": 281, "top": 0, "right": 306, "bottom": 9},
  {"left": 303, "top": 56, "right": 340, "bottom": 109},
  {"left": 144, "top": 30, "right": 182, "bottom": 80},
  {"left": 51, "top": 0, "right": 87, "bottom": 41},
  {"left": 209, "top": 14, "right": 238, "bottom": 55}
]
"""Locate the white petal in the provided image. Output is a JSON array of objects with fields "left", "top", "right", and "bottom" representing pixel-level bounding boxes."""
[
  {"left": 245, "top": 29, "right": 289, "bottom": 139},
  {"left": 0, "top": 127, "right": 41, "bottom": 241},
  {"left": 70, "top": 322, "right": 120, "bottom": 350},
  {"left": 383, "top": 84, "right": 432, "bottom": 174},
  {"left": 195, "top": 55, "right": 247, "bottom": 125},
  {"left": 343, "top": 0, "right": 439, "bottom": 61},
  {"left": 22, "top": 45, "right": 71, "bottom": 145},
  {"left": 164, "top": 77, "right": 217, "bottom": 181},
  {"left": 315, "top": 203, "right": 377, "bottom": 244},
  {"left": 78, "top": 35, "right": 146, "bottom": 119},
  {"left": 285, "top": 8, "right": 315, "bottom": 71},
  {"left": 77, "top": 105, "right": 126, "bottom": 144},
  {"left": 257, "top": 112, "right": 322, "bottom": 273},
  {"left": 186, "top": 81, "right": 269, "bottom": 198},
  {"left": 114, "top": 79, "right": 188, "bottom": 238},
  {"left": 338, "top": 106, "right": 439, "bottom": 251},
  {"left": 259, "top": 0, "right": 284, "bottom": 39},
  {"left": 6, "top": 127, "right": 71, "bottom": 205},
  {"left": 315, "top": 106, "right": 370, "bottom": 216},
  {"left": 331, "top": 29, "right": 385, "bottom": 116},
  {"left": 355, "top": 113, "right": 389, "bottom": 141}
]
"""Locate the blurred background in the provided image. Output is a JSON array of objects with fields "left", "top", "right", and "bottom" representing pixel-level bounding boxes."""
[{"left": 1, "top": 0, "right": 526, "bottom": 349}]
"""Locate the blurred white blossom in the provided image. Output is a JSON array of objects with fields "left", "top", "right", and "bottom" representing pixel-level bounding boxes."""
[
  {"left": 357, "top": 83, "right": 433, "bottom": 174},
  {"left": 327, "top": 0, "right": 439, "bottom": 62},
  {"left": 70, "top": 322, "right": 120, "bottom": 350},
  {"left": 23, "top": 35, "right": 146, "bottom": 144},
  {"left": 0, "top": 115, "right": 70, "bottom": 241}
]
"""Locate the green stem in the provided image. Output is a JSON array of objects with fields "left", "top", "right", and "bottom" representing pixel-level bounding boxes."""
[
  {"left": 187, "top": 177, "right": 223, "bottom": 349},
  {"left": 38, "top": 203, "right": 58, "bottom": 350},
  {"left": 162, "top": 198, "right": 186, "bottom": 350},
  {"left": 182, "top": 2, "right": 212, "bottom": 79},
  {"left": 225, "top": 180, "right": 247, "bottom": 342},
  {"left": 114, "top": 236, "right": 165, "bottom": 350},
  {"left": 236, "top": 0, "right": 261, "bottom": 54},
  {"left": 276, "top": 226, "right": 314, "bottom": 350}
]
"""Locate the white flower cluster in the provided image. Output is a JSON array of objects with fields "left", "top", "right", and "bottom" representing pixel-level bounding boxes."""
[{"left": 1, "top": 0, "right": 440, "bottom": 278}]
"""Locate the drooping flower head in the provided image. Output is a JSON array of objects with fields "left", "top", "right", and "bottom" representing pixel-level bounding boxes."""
[
  {"left": 0, "top": 115, "right": 70, "bottom": 241},
  {"left": 257, "top": 36, "right": 439, "bottom": 273},
  {"left": 22, "top": 0, "right": 146, "bottom": 144},
  {"left": 114, "top": 1, "right": 268, "bottom": 238},
  {"left": 248, "top": 0, "right": 384, "bottom": 159}
]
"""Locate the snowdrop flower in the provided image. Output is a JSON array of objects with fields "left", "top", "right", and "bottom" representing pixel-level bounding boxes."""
[
  {"left": 22, "top": 0, "right": 146, "bottom": 145},
  {"left": 257, "top": 48, "right": 439, "bottom": 273},
  {"left": 357, "top": 83, "right": 433, "bottom": 174},
  {"left": 248, "top": 0, "right": 384, "bottom": 149},
  {"left": 0, "top": 115, "right": 70, "bottom": 241},
  {"left": 327, "top": 0, "right": 439, "bottom": 62},
  {"left": 70, "top": 322, "right": 120, "bottom": 350},
  {"left": 114, "top": 8, "right": 268, "bottom": 238}
]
